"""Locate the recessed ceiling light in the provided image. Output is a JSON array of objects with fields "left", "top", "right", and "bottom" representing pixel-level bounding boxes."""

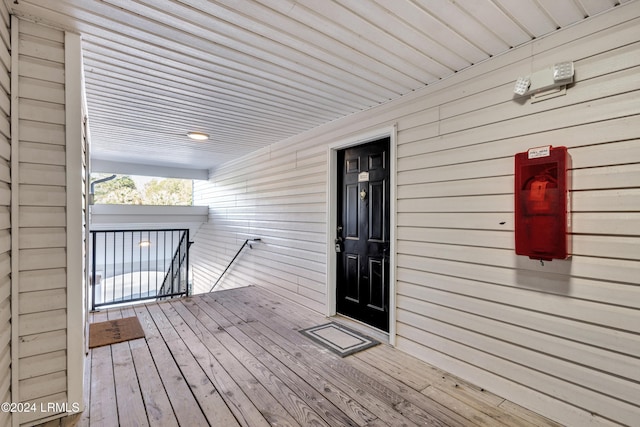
[
  {"left": 139, "top": 240, "right": 151, "bottom": 247},
  {"left": 187, "top": 131, "right": 209, "bottom": 141}
]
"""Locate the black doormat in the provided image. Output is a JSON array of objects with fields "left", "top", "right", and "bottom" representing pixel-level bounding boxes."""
[{"left": 300, "top": 322, "right": 379, "bottom": 357}]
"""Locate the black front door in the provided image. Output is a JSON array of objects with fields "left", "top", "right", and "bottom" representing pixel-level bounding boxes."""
[{"left": 336, "top": 138, "right": 390, "bottom": 332}]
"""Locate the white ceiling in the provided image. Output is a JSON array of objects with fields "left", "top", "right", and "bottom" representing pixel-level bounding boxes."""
[{"left": 8, "top": 0, "right": 630, "bottom": 172}]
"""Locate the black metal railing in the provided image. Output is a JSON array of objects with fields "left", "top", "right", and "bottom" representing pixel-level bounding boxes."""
[
  {"left": 157, "top": 231, "right": 191, "bottom": 300},
  {"left": 209, "top": 238, "right": 260, "bottom": 292},
  {"left": 90, "top": 229, "right": 190, "bottom": 310}
]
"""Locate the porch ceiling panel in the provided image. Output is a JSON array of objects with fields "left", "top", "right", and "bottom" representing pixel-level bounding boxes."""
[{"left": 8, "top": 0, "right": 629, "bottom": 171}]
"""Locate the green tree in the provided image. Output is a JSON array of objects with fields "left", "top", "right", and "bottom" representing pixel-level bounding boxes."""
[
  {"left": 142, "top": 178, "right": 192, "bottom": 205},
  {"left": 92, "top": 175, "right": 142, "bottom": 204}
]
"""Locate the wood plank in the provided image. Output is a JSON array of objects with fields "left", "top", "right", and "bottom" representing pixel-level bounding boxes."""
[
  {"left": 173, "top": 298, "right": 343, "bottom": 427},
  {"left": 498, "top": 400, "right": 565, "bottom": 427},
  {"left": 194, "top": 295, "right": 379, "bottom": 426},
  {"left": 150, "top": 301, "right": 272, "bottom": 427},
  {"left": 132, "top": 304, "right": 211, "bottom": 427},
  {"left": 231, "top": 287, "right": 577, "bottom": 427},
  {"left": 184, "top": 301, "right": 369, "bottom": 426},
  {"left": 111, "top": 342, "right": 150, "bottom": 427},
  {"left": 358, "top": 344, "right": 559, "bottom": 427},
  {"left": 89, "top": 345, "right": 119, "bottom": 427},
  {"left": 127, "top": 335, "right": 179, "bottom": 426},
  {"left": 348, "top": 349, "right": 488, "bottom": 426},
  {"left": 242, "top": 287, "right": 518, "bottom": 423},
  {"left": 83, "top": 291, "right": 585, "bottom": 426},
  {"left": 420, "top": 386, "right": 553, "bottom": 427},
  {"left": 209, "top": 291, "right": 421, "bottom": 426},
  {"left": 396, "top": 320, "right": 639, "bottom": 426},
  {"left": 79, "top": 349, "right": 91, "bottom": 427}
]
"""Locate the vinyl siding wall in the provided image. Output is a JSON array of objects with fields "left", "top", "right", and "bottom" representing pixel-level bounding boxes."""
[
  {"left": 13, "top": 19, "right": 70, "bottom": 426},
  {"left": 0, "top": 3, "right": 10, "bottom": 427},
  {"left": 193, "top": 3, "right": 640, "bottom": 426}
]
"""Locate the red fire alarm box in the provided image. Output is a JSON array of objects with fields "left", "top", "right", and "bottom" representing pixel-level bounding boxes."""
[{"left": 515, "top": 146, "right": 571, "bottom": 261}]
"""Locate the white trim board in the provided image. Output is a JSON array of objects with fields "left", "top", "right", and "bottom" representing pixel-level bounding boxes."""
[
  {"left": 9, "top": 15, "right": 19, "bottom": 427},
  {"left": 65, "top": 30, "right": 85, "bottom": 414},
  {"left": 91, "top": 159, "right": 209, "bottom": 181}
]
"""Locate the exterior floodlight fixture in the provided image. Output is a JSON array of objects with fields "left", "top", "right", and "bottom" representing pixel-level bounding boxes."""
[
  {"left": 553, "top": 61, "right": 574, "bottom": 82},
  {"left": 187, "top": 131, "right": 209, "bottom": 141},
  {"left": 514, "top": 77, "right": 531, "bottom": 96},
  {"left": 514, "top": 61, "right": 574, "bottom": 98}
]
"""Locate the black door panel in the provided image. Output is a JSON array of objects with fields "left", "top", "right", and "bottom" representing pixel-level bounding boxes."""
[{"left": 336, "top": 138, "right": 390, "bottom": 331}]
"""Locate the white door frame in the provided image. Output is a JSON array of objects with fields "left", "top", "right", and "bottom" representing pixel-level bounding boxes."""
[{"left": 325, "top": 125, "right": 397, "bottom": 345}]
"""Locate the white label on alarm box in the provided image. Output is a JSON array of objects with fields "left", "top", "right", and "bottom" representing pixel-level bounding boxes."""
[{"left": 528, "top": 146, "right": 551, "bottom": 159}]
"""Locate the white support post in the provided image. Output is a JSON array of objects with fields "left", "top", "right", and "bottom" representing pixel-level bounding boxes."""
[{"left": 65, "top": 31, "right": 85, "bottom": 412}]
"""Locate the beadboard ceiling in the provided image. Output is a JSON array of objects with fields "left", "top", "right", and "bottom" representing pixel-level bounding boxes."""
[{"left": 8, "top": 0, "right": 629, "bottom": 172}]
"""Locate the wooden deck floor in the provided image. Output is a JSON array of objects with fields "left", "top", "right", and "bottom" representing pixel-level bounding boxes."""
[{"left": 45, "top": 286, "right": 562, "bottom": 426}]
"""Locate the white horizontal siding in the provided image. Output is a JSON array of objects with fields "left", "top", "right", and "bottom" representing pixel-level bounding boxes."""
[
  {"left": 0, "top": 3, "right": 9, "bottom": 427},
  {"left": 13, "top": 19, "right": 69, "bottom": 426},
  {"left": 395, "top": 9, "right": 640, "bottom": 424},
  {"left": 192, "top": 151, "right": 328, "bottom": 312},
  {"left": 194, "top": 3, "right": 640, "bottom": 426}
]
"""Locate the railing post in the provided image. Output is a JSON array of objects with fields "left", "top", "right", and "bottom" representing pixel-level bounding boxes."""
[
  {"left": 186, "top": 229, "right": 190, "bottom": 296},
  {"left": 91, "top": 231, "right": 96, "bottom": 311}
]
